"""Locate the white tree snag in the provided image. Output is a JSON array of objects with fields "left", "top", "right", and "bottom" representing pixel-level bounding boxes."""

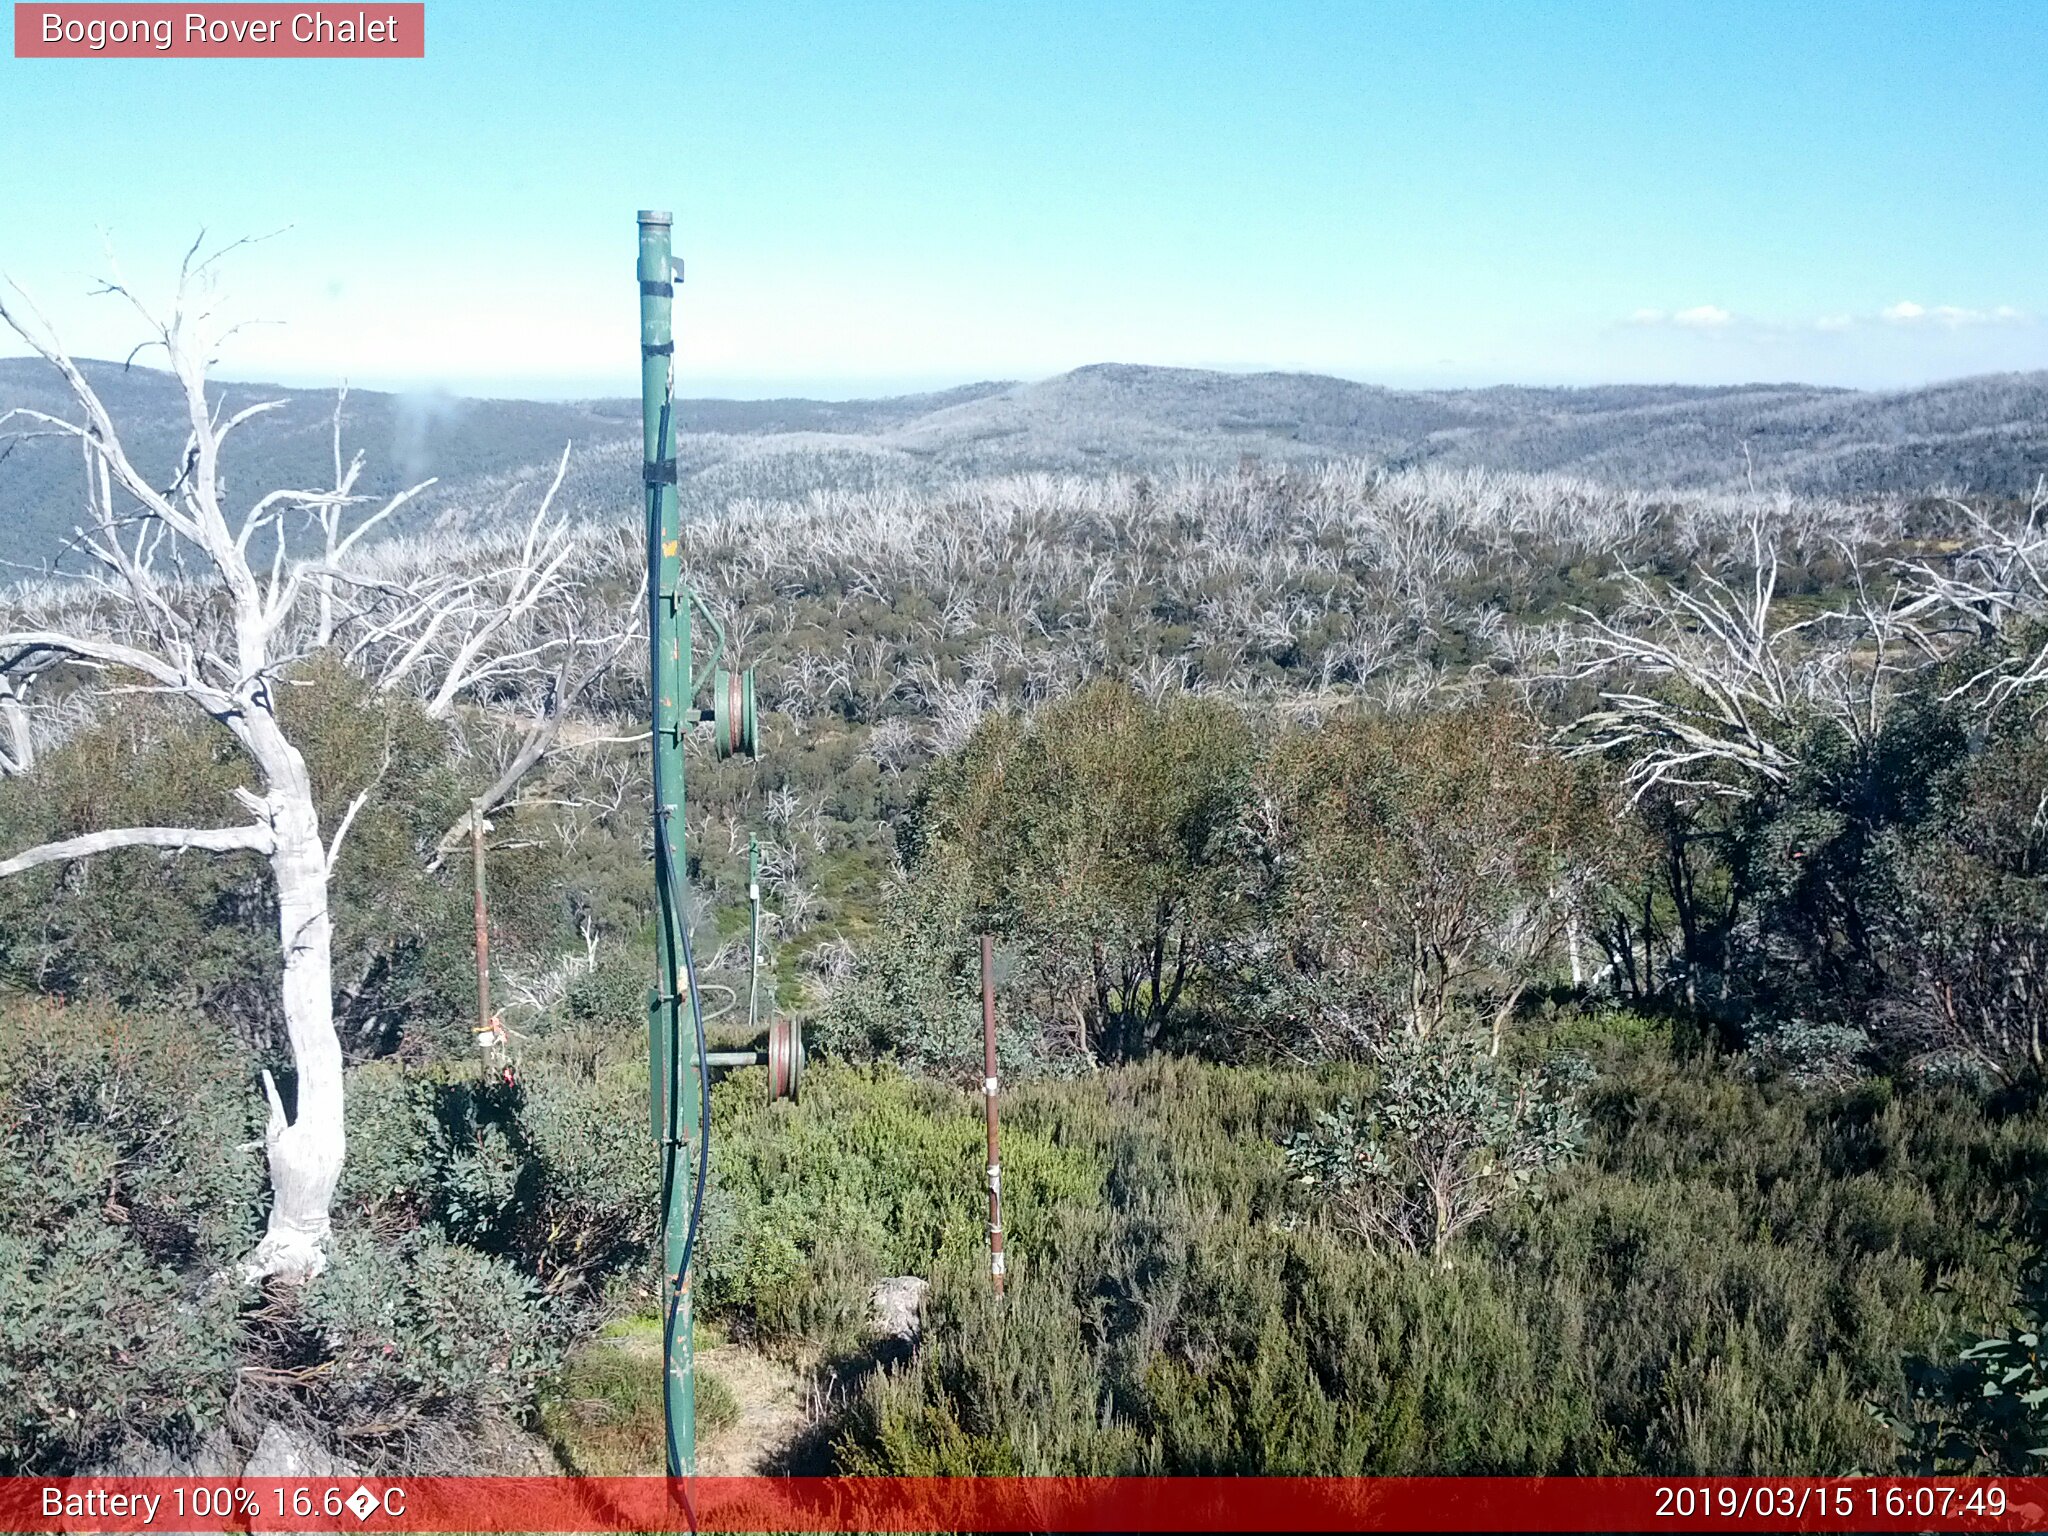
[
  {"left": 0, "top": 246, "right": 593, "bottom": 1283},
  {"left": 0, "top": 255, "right": 350, "bottom": 1281},
  {"left": 360, "top": 441, "right": 578, "bottom": 719},
  {"left": 1899, "top": 481, "right": 2048, "bottom": 712},
  {"left": 1559, "top": 515, "right": 1928, "bottom": 805},
  {"left": 0, "top": 669, "right": 41, "bottom": 777}
]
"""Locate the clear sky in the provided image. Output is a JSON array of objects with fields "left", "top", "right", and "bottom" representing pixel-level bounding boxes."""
[{"left": 1, "top": 0, "right": 2044, "bottom": 397}]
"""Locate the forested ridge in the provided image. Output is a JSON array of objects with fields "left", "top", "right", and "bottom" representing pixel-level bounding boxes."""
[
  {"left": 7, "top": 355, "right": 2048, "bottom": 576},
  {"left": 4, "top": 391, "right": 2048, "bottom": 1474}
]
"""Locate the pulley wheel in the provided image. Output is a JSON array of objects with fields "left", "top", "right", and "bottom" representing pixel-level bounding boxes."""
[
  {"left": 711, "top": 666, "right": 758, "bottom": 760},
  {"left": 766, "top": 1015, "right": 803, "bottom": 1103}
]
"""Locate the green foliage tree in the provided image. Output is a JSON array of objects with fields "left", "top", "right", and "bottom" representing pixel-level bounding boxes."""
[
  {"left": 0, "top": 663, "right": 477, "bottom": 1064},
  {"left": 1730, "top": 700, "right": 1969, "bottom": 1031},
  {"left": 1876, "top": 727, "right": 2048, "bottom": 1080},
  {"left": 919, "top": 681, "right": 1255, "bottom": 1063},
  {"left": 1247, "top": 702, "right": 1628, "bottom": 1055},
  {"left": 815, "top": 852, "right": 1079, "bottom": 1080}
]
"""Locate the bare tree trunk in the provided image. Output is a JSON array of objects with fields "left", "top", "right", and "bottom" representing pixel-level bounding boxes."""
[
  {"left": 247, "top": 778, "right": 345, "bottom": 1280},
  {"left": 0, "top": 676, "right": 33, "bottom": 777},
  {"left": 1409, "top": 923, "right": 1426, "bottom": 1038},
  {"left": 1488, "top": 981, "right": 1529, "bottom": 1059},
  {"left": 472, "top": 804, "right": 492, "bottom": 1040}
]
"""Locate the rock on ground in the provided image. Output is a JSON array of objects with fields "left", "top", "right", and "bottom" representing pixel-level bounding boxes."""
[
  {"left": 868, "top": 1275, "right": 929, "bottom": 1345},
  {"left": 242, "top": 1422, "right": 362, "bottom": 1478}
]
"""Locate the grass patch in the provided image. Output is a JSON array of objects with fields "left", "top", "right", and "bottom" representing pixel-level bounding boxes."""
[{"left": 540, "top": 1316, "right": 740, "bottom": 1473}]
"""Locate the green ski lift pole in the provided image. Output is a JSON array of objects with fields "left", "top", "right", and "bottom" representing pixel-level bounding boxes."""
[
  {"left": 639, "top": 209, "right": 700, "bottom": 1482},
  {"left": 640, "top": 209, "right": 767, "bottom": 1483}
]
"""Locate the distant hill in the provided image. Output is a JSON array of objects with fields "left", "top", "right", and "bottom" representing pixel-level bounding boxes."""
[
  {"left": 5, "top": 358, "right": 2045, "bottom": 574},
  {"left": 888, "top": 365, "right": 2048, "bottom": 496}
]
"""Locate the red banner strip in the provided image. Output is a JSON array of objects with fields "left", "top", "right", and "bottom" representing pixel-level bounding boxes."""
[
  {"left": 13, "top": 5, "right": 424, "bottom": 58},
  {"left": 3, "top": 1477, "right": 2046, "bottom": 1533}
]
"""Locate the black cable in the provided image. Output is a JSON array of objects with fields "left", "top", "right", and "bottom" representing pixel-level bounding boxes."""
[
  {"left": 647, "top": 388, "right": 712, "bottom": 1500},
  {"left": 666, "top": 882, "right": 712, "bottom": 1481},
  {"left": 654, "top": 819, "right": 710, "bottom": 1493}
]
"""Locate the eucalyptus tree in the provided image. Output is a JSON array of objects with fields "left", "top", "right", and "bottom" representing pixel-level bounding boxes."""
[
  {"left": 922, "top": 680, "right": 1256, "bottom": 1063},
  {"left": 1249, "top": 700, "right": 1624, "bottom": 1057}
]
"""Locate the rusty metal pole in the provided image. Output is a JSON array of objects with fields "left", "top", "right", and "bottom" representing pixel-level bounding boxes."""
[
  {"left": 470, "top": 802, "right": 491, "bottom": 1045},
  {"left": 980, "top": 934, "right": 1005, "bottom": 1296}
]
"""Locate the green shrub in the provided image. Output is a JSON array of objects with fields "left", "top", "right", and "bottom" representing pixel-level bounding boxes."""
[
  {"left": 696, "top": 1368, "right": 741, "bottom": 1436},
  {"left": 828, "top": 1041, "right": 2045, "bottom": 1476},
  {"left": 1890, "top": 1261, "right": 2048, "bottom": 1473},
  {"left": 564, "top": 948, "right": 651, "bottom": 1030},
  {"left": 0, "top": 997, "right": 260, "bottom": 1473},
  {"left": 1744, "top": 1014, "right": 1874, "bottom": 1088},
  {"left": 513, "top": 1051, "right": 661, "bottom": 1287},
  {"left": 336, "top": 1057, "right": 444, "bottom": 1224},
  {"left": 538, "top": 1327, "right": 664, "bottom": 1475},
  {"left": 338, "top": 1049, "right": 661, "bottom": 1298},
  {"left": 699, "top": 1062, "right": 1102, "bottom": 1348},
  {"left": 1286, "top": 1030, "right": 1587, "bottom": 1265},
  {"left": 297, "top": 1227, "right": 559, "bottom": 1456},
  {"left": 335, "top": 1062, "right": 530, "bottom": 1249}
]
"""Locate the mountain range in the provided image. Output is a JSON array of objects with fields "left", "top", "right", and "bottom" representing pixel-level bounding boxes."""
[{"left": 4, "top": 359, "right": 2045, "bottom": 574}]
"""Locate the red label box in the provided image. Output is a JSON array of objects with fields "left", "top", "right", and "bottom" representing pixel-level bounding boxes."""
[{"left": 14, "top": 4, "right": 424, "bottom": 57}]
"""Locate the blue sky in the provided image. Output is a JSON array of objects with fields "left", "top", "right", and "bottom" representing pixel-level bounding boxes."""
[{"left": 1, "top": 0, "right": 2044, "bottom": 397}]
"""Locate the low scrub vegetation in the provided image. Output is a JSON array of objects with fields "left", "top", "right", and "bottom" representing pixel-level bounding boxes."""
[
  {"left": 5, "top": 451, "right": 2048, "bottom": 1474},
  {"left": 822, "top": 1043, "right": 2042, "bottom": 1475}
]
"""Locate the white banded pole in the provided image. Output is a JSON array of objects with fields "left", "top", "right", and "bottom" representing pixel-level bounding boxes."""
[{"left": 980, "top": 934, "right": 1005, "bottom": 1296}]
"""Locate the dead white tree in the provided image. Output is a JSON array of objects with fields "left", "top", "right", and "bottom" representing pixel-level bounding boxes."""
[
  {"left": 0, "top": 665, "right": 43, "bottom": 775},
  {"left": 1898, "top": 480, "right": 2048, "bottom": 712},
  {"left": 0, "top": 247, "right": 591, "bottom": 1281},
  {"left": 307, "top": 386, "right": 436, "bottom": 650},
  {"left": 1558, "top": 518, "right": 1908, "bottom": 803},
  {"left": 348, "top": 445, "right": 579, "bottom": 719}
]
